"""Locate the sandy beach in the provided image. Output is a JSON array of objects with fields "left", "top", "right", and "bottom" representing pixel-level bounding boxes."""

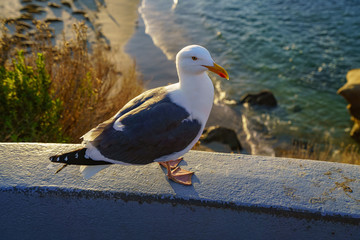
[
  {"left": 125, "top": 12, "right": 178, "bottom": 89},
  {"left": 96, "top": 0, "right": 139, "bottom": 64},
  {"left": 0, "top": 0, "right": 139, "bottom": 63}
]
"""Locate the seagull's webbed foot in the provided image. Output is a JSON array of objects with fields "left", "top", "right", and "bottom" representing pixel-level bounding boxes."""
[
  {"left": 159, "top": 158, "right": 194, "bottom": 186},
  {"left": 168, "top": 166, "right": 194, "bottom": 185},
  {"left": 158, "top": 157, "right": 183, "bottom": 169}
]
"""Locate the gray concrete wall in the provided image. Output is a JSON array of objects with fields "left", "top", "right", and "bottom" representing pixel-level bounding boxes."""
[{"left": 0, "top": 143, "right": 359, "bottom": 239}]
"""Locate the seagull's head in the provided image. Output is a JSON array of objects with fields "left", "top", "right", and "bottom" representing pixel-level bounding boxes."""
[{"left": 176, "top": 45, "right": 229, "bottom": 80}]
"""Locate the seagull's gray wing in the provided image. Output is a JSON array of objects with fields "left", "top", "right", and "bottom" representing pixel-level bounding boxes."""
[{"left": 85, "top": 87, "right": 201, "bottom": 164}]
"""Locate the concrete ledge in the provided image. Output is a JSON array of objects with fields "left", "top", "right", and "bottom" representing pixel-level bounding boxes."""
[{"left": 1, "top": 143, "right": 359, "bottom": 239}]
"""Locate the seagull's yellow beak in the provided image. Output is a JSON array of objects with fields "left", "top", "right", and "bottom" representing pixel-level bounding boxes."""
[{"left": 202, "top": 62, "right": 229, "bottom": 80}]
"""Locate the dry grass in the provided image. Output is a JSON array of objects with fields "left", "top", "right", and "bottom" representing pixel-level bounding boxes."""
[
  {"left": 275, "top": 140, "right": 360, "bottom": 165},
  {"left": 0, "top": 20, "right": 144, "bottom": 142},
  {"left": 335, "top": 143, "right": 360, "bottom": 165}
]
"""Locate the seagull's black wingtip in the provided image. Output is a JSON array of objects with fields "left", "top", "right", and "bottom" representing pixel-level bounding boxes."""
[{"left": 50, "top": 148, "right": 111, "bottom": 165}]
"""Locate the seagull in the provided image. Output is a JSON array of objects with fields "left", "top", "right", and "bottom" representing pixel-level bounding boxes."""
[{"left": 50, "top": 45, "right": 229, "bottom": 185}]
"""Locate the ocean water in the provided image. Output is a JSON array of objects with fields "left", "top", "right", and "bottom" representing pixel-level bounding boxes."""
[{"left": 136, "top": 0, "right": 360, "bottom": 153}]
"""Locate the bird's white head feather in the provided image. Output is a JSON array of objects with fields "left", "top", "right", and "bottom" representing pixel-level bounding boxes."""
[{"left": 176, "top": 45, "right": 214, "bottom": 76}]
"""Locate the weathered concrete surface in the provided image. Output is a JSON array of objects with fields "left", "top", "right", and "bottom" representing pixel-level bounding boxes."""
[{"left": 0, "top": 143, "right": 359, "bottom": 239}]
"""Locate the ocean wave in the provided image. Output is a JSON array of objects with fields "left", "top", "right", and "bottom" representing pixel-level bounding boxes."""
[{"left": 139, "top": 0, "right": 189, "bottom": 60}]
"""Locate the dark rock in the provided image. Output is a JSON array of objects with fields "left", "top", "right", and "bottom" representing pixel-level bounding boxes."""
[
  {"left": 73, "top": 10, "right": 87, "bottom": 16},
  {"left": 20, "top": 40, "right": 36, "bottom": 47},
  {"left": 44, "top": 18, "right": 62, "bottom": 23},
  {"left": 4, "top": 18, "right": 16, "bottom": 25},
  {"left": 338, "top": 69, "right": 360, "bottom": 141},
  {"left": 240, "top": 90, "right": 277, "bottom": 108},
  {"left": 60, "top": 0, "right": 72, "bottom": 8},
  {"left": 201, "top": 126, "right": 242, "bottom": 152},
  {"left": 350, "top": 118, "right": 360, "bottom": 141},
  {"left": 20, "top": 4, "right": 45, "bottom": 14},
  {"left": 27, "top": 29, "right": 37, "bottom": 36},
  {"left": 15, "top": 21, "right": 32, "bottom": 30},
  {"left": 291, "top": 105, "right": 302, "bottom": 113},
  {"left": 17, "top": 13, "right": 34, "bottom": 21},
  {"left": 14, "top": 33, "right": 29, "bottom": 41},
  {"left": 338, "top": 69, "right": 360, "bottom": 119},
  {"left": 48, "top": 2, "right": 61, "bottom": 8}
]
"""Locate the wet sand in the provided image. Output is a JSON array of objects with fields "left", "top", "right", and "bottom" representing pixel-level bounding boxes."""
[{"left": 97, "top": 0, "right": 140, "bottom": 64}]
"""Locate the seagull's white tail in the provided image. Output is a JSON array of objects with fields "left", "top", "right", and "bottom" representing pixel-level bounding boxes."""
[{"left": 79, "top": 165, "right": 111, "bottom": 179}]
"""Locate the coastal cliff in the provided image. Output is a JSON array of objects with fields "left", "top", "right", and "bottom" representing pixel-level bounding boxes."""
[{"left": 338, "top": 69, "right": 360, "bottom": 141}]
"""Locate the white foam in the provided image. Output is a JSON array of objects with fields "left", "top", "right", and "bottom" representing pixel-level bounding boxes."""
[{"left": 139, "top": 0, "right": 188, "bottom": 61}]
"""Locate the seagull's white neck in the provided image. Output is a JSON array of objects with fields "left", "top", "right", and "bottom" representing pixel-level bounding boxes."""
[{"left": 177, "top": 70, "right": 214, "bottom": 124}]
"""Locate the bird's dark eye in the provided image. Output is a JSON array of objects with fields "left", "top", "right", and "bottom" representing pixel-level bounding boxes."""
[{"left": 192, "top": 56, "right": 198, "bottom": 61}]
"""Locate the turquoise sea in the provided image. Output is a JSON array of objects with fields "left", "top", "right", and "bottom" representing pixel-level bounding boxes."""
[{"left": 128, "top": 0, "right": 360, "bottom": 154}]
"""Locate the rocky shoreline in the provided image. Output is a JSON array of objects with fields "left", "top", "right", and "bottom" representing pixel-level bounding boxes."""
[
  {"left": 1, "top": 0, "right": 99, "bottom": 49},
  {"left": 338, "top": 69, "right": 360, "bottom": 142}
]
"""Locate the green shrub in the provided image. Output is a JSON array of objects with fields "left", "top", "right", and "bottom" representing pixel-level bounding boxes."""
[{"left": 0, "top": 51, "right": 66, "bottom": 142}]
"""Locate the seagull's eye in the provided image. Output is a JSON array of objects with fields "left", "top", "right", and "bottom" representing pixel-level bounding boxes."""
[{"left": 192, "top": 56, "right": 198, "bottom": 61}]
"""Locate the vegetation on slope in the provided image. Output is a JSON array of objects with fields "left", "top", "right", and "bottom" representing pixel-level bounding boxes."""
[{"left": 0, "top": 20, "right": 143, "bottom": 142}]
